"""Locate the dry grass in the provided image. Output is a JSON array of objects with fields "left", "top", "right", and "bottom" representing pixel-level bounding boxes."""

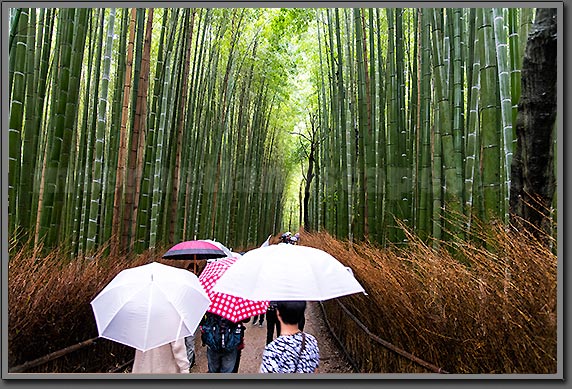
[
  {"left": 8, "top": 223, "right": 557, "bottom": 374},
  {"left": 302, "top": 221, "right": 557, "bottom": 374},
  {"left": 8, "top": 243, "right": 166, "bottom": 372}
]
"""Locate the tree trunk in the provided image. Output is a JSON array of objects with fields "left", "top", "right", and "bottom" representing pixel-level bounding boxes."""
[
  {"left": 303, "top": 114, "right": 318, "bottom": 232},
  {"left": 509, "top": 8, "right": 557, "bottom": 237}
]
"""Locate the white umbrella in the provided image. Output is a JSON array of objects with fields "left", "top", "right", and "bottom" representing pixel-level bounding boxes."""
[
  {"left": 260, "top": 234, "right": 272, "bottom": 248},
  {"left": 201, "top": 239, "right": 233, "bottom": 258},
  {"left": 90, "top": 262, "right": 210, "bottom": 352},
  {"left": 212, "top": 244, "right": 366, "bottom": 301}
]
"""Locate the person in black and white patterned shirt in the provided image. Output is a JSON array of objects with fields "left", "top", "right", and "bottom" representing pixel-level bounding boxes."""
[{"left": 259, "top": 301, "right": 319, "bottom": 373}]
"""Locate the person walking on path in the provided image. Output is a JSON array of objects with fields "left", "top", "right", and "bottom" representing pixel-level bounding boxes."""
[
  {"left": 132, "top": 338, "right": 190, "bottom": 374},
  {"left": 252, "top": 313, "right": 265, "bottom": 327},
  {"left": 232, "top": 319, "right": 249, "bottom": 373},
  {"left": 260, "top": 301, "right": 319, "bottom": 373},
  {"left": 265, "top": 301, "right": 280, "bottom": 344},
  {"left": 184, "top": 333, "right": 196, "bottom": 368},
  {"left": 201, "top": 312, "right": 242, "bottom": 373},
  {"left": 266, "top": 300, "right": 306, "bottom": 344}
]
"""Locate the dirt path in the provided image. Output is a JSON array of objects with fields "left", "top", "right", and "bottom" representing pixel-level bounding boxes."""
[{"left": 191, "top": 302, "right": 353, "bottom": 374}]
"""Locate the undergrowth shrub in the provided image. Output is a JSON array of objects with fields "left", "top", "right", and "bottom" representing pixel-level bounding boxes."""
[
  {"left": 303, "top": 220, "right": 557, "bottom": 374},
  {"left": 8, "top": 220, "right": 557, "bottom": 374},
  {"left": 8, "top": 244, "right": 168, "bottom": 373}
]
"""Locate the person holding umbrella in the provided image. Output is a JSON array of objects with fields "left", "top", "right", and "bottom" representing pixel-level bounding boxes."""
[
  {"left": 197, "top": 257, "right": 268, "bottom": 373},
  {"left": 200, "top": 312, "right": 242, "bottom": 373},
  {"left": 211, "top": 243, "right": 366, "bottom": 373},
  {"left": 90, "top": 262, "right": 211, "bottom": 375},
  {"left": 132, "top": 339, "right": 190, "bottom": 374},
  {"left": 260, "top": 301, "right": 319, "bottom": 373}
]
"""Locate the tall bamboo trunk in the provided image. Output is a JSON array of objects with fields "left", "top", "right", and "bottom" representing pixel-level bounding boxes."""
[
  {"left": 112, "top": 8, "right": 136, "bottom": 255},
  {"left": 86, "top": 8, "right": 116, "bottom": 254}
]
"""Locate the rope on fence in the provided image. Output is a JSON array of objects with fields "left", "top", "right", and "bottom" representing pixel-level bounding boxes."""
[
  {"left": 9, "top": 337, "right": 99, "bottom": 373},
  {"left": 331, "top": 299, "right": 449, "bottom": 374}
]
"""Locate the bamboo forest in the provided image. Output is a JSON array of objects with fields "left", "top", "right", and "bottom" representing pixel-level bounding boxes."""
[
  {"left": 6, "top": 6, "right": 560, "bottom": 375},
  {"left": 8, "top": 7, "right": 558, "bottom": 255}
]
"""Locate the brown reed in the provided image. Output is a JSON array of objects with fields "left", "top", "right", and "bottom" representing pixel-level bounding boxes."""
[
  {"left": 8, "top": 243, "right": 161, "bottom": 372},
  {"left": 8, "top": 222, "right": 557, "bottom": 374},
  {"left": 303, "top": 220, "right": 557, "bottom": 374}
]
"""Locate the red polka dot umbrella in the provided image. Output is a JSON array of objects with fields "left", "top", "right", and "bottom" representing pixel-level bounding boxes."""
[{"left": 199, "top": 257, "right": 269, "bottom": 323}]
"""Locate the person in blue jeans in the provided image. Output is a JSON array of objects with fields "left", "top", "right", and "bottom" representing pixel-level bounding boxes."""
[
  {"left": 206, "top": 346, "right": 238, "bottom": 373},
  {"left": 201, "top": 313, "right": 240, "bottom": 373}
]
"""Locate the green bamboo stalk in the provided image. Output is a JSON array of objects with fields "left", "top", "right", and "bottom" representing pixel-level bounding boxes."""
[
  {"left": 508, "top": 8, "right": 521, "bottom": 134},
  {"left": 71, "top": 11, "right": 97, "bottom": 255},
  {"left": 103, "top": 8, "right": 129, "bottom": 252},
  {"left": 208, "top": 9, "right": 241, "bottom": 239},
  {"left": 431, "top": 8, "right": 463, "bottom": 239},
  {"left": 9, "top": 8, "right": 29, "bottom": 238},
  {"left": 518, "top": 8, "right": 534, "bottom": 56},
  {"left": 119, "top": 8, "right": 145, "bottom": 246},
  {"left": 316, "top": 9, "right": 329, "bottom": 231},
  {"left": 195, "top": 27, "right": 221, "bottom": 241},
  {"left": 9, "top": 8, "right": 22, "bottom": 55},
  {"left": 30, "top": 8, "right": 55, "bottom": 241},
  {"left": 385, "top": 8, "right": 401, "bottom": 243},
  {"left": 78, "top": 9, "right": 105, "bottom": 255},
  {"left": 325, "top": 8, "right": 339, "bottom": 235},
  {"left": 189, "top": 9, "right": 213, "bottom": 241},
  {"left": 149, "top": 12, "right": 177, "bottom": 249},
  {"left": 9, "top": 8, "right": 23, "bottom": 95},
  {"left": 170, "top": 9, "right": 195, "bottom": 243},
  {"left": 493, "top": 7, "right": 514, "bottom": 223},
  {"left": 375, "top": 8, "right": 387, "bottom": 245},
  {"left": 478, "top": 8, "right": 502, "bottom": 222},
  {"left": 181, "top": 9, "right": 204, "bottom": 241},
  {"left": 157, "top": 9, "right": 182, "bottom": 245},
  {"left": 86, "top": 8, "right": 116, "bottom": 254},
  {"left": 366, "top": 10, "right": 377, "bottom": 239},
  {"left": 464, "top": 11, "right": 481, "bottom": 231},
  {"left": 395, "top": 8, "right": 410, "bottom": 244},
  {"left": 37, "top": 8, "right": 75, "bottom": 248},
  {"left": 124, "top": 8, "right": 153, "bottom": 250},
  {"left": 185, "top": 9, "right": 212, "bottom": 239},
  {"left": 343, "top": 8, "right": 356, "bottom": 241},
  {"left": 451, "top": 7, "right": 465, "bottom": 223},
  {"left": 333, "top": 8, "right": 350, "bottom": 239},
  {"left": 410, "top": 9, "right": 421, "bottom": 237},
  {"left": 135, "top": 8, "right": 168, "bottom": 252},
  {"left": 62, "top": 8, "right": 91, "bottom": 249},
  {"left": 417, "top": 8, "right": 432, "bottom": 240},
  {"left": 49, "top": 8, "right": 89, "bottom": 247},
  {"left": 17, "top": 8, "right": 37, "bottom": 240},
  {"left": 161, "top": 10, "right": 187, "bottom": 244},
  {"left": 354, "top": 8, "right": 367, "bottom": 241}
]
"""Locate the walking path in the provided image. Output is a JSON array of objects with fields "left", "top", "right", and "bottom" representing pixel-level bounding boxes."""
[{"left": 191, "top": 302, "right": 353, "bottom": 374}]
